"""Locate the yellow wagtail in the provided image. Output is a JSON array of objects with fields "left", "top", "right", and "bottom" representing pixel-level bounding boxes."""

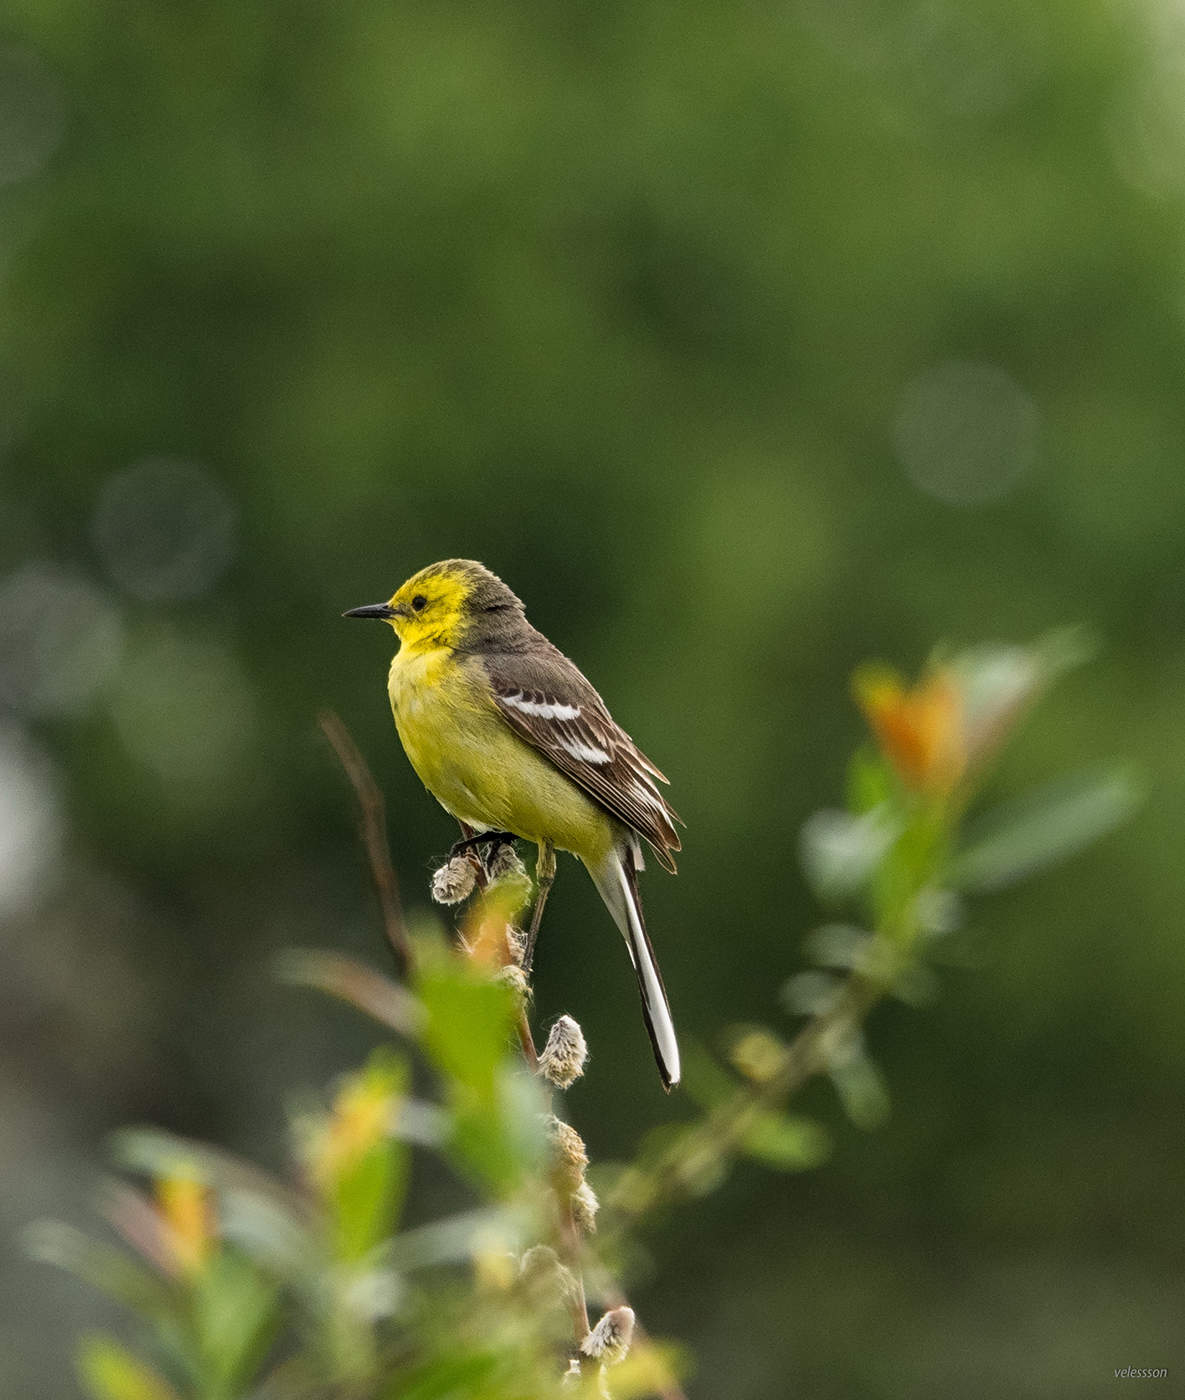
[{"left": 345, "top": 559, "right": 681, "bottom": 1089}]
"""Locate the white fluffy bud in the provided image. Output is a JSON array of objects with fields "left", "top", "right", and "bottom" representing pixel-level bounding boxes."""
[
  {"left": 571, "top": 1179, "right": 599, "bottom": 1234},
  {"left": 539, "top": 1015, "right": 588, "bottom": 1089},
  {"left": 581, "top": 1306, "right": 635, "bottom": 1364},
  {"left": 431, "top": 854, "right": 476, "bottom": 905}
]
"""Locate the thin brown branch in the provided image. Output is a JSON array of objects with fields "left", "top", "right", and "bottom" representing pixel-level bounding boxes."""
[
  {"left": 319, "top": 709, "right": 412, "bottom": 977},
  {"left": 516, "top": 1010, "right": 540, "bottom": 1071},
  {"left": 521, "top": 840, "right": 555, "bottom": 976}
]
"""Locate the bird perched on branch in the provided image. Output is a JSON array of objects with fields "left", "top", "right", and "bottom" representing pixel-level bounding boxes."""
[{"left": 344, "top": 559, "right": 682, "bottom": 1089}]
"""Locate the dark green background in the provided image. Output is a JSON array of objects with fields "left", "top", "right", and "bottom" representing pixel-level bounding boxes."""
[{"left": 1, "top": 0, "right": 1181, "bottom": 1394}]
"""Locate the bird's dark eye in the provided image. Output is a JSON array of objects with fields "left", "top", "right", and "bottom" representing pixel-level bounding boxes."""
[{"left": 411, "top": 594, "right": 427, "bottom": 612}]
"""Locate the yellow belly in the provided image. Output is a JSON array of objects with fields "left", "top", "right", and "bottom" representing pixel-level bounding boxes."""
[{"left": 387, "top": 645, "right": 615, "bottom": 861}]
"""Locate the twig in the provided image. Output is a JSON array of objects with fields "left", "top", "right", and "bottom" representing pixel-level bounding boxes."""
[
  {"left": 558, "top": 1187, "right": 592, "bottom": 1343},
  {"left": 516, "top": 1014, "right": 540, "bottom": 1072},
  {"left": 456, "top": 824, "right": 540, "bottom": 1072},
  {"left": 609, "top": 974, "right": 884, "bottom": 1219},
  {"left": 459, "top": 845, "right": 584, "bottom": 1328},
  {"left": 459, "top": 840, "right": 686, "bottom": 1398},
  {"left": 480, "top": 861, "right": 592, "bottom": 1344},
  {"left": 319, "top": 710, "right": 412, "bottom": 977},
  {"left": 521, "top": 840, "right": 555, "bottom": 976}
]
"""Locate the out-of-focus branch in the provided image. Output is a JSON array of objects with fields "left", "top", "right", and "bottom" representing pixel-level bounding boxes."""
[
  {"left": 458, "top": 839, "right": 590, "bottom": 1342},
  {"left": 319, "top": 710, "right": 412, "bottom": 977},
  {"left": 457, "top": 846, "right": 686, "bottom": 1399},
  {"left": 610, "top": 973, "right": 883, "bottom": 1220}
]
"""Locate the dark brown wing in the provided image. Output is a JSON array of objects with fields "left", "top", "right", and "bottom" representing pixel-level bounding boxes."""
[{"left": 482, "top": 645, "right": 682, "bottom": 872}]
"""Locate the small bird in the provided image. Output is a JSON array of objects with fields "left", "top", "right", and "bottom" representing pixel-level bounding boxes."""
[{"left": 345, "top": 559, "right": 681, "bottom": 1089}]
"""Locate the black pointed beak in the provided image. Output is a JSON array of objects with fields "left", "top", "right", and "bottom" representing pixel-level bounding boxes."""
[{"left": 342, "top": 602, "right": 396, "bottom": 620}]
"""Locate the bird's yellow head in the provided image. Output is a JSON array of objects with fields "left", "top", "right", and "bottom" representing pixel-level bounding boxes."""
[{"left": 344, "top": 559, "right": 523, "bottom": 650}]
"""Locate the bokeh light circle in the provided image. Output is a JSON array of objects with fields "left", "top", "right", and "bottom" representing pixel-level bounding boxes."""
[
  {"left": 108, "top": 628, "right": 259, "bottom": 801},
  {"left": 892, "top": 360, "right": 1039, "bottom": 506},
  {"left": 0, "top": 724, "right": 61, "bottom": 917},
  {"left": 92, "top": 458, "right": 237, "bottom": 601},
  {"left": 0, "top": 563, "right": 124, "bottom": 716},
  {"left": 0, "top": 45, "right": 66, "bottom": 187}
]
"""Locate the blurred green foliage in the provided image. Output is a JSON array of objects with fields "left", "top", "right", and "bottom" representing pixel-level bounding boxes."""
[
  {"left": 1, "top": 0, "right": 1183, "bottom": 1393},
  {"left": 33, "top": 925, "right": 648, "bottom": 1399},
  {"left": 25, "top": 641, "right": 1142, "bottom": 1394},
  {"left": 28, "top": 640, "right": 1135, "bottom": 1398}
]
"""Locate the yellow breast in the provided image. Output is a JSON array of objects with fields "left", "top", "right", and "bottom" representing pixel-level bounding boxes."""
[{"left": 386, "top": 644, "right": 615, "bottom": 861}]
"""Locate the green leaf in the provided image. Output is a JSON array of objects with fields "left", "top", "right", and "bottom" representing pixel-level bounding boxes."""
[
  {"left": 830, "top": 1054, "right": 891, "bottom": 1130},
  {"left": 275, "top": 949, "right": 424, "bottom": 1036},
  {"left": 740, "top": 1113, "right": 830, "bottom": 1171},
  {"left": 386, "top": 1207, "right": 509, "bottom": 1271},
  {"left": 846, "top": 747, "right": 894, "bottom": 814},
  {"left": 77, "top": 1335, "right": 180, "bottom": 1400},
  {"left": 949, "top": 629, "right": 1097, "bottom": 768},
  {"left": 1028, "top": 625, "right": 1099, "bottom": 681},
  {"left": 781, "top": 970, "right": 843, "bottom": 1017},
  {"left": 949, "top": 627, "right": 1095, "bottom": 714},
  {"left": 951, "top": 765, "right": 1143, "bottom": 892},
  {"left": 415, "top": 954, "right": 517, "bottom": 1102},
  {"left": 802, "top": 923, "right": 873, "bottom": 970},
  {"left": 447, "top": 1064, "right": 547, "bottom": 1195},
  {"left": 869, "top": 803, "right": 950, "bottom": 937},
  {"left": 799, "top": 807, "right": 900, "bottom": 905},
  {"left": 327, "top": 1050, "right": 411, "bottom": 1264},
  {"left": 385, "top": 1349, "right": 505, "bottom": 1400},
  {"left": 111, "top": 1129, "right": 296, "bottom": 1211},
  {"left": 217, "top": 1188, "right": 317, "bottom": 1280},
  {"left": 414, "top": 949, "right": 545, "bottom": 1193},
  {"left": 680, "top": 1042, "right": 742, "bottom": 1111},
  {"left": 192, "top": 1253, "right": 280, "bottom": 1393},
  {"left": 888, "top": 963, "right": 940, "bottom": 1007},
  {"left": 25, "top": 1222, "right": 170, "bottom": 1314}
]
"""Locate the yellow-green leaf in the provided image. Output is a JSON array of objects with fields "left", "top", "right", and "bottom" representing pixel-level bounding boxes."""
[{"left": 77, "top": 1334, "right": 179, "bottom": 1400}]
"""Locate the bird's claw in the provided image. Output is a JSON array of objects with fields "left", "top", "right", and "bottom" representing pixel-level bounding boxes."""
[{"left": 448, "top": 830, "right": 516, "bottom": 868}]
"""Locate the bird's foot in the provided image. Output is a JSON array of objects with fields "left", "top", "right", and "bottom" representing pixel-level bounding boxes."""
[{"left": 449, "top": 830, "right": 516, "bottom": 865}]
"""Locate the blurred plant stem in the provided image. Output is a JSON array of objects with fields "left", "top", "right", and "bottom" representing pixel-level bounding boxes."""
[
  {"left": 608, "top": 791, "right": 926, "bottom": 1220},
  {"left": 460, "top": 825, "right": 592, "bottom": 1344},
  {"left": 610, "top": 640, "right": 1137, "bottom": 1221},
  {"left": 610, "top": 970, "right": 882, "bottom": 1219},
  {"left": 319, "top": 710, "right": 412, "bottom": 976},
  {"left": 328, "top": 713, "right": 686, "bottom": 1398},
  {"left": 458, "top": 837, "right": 690, "bottom": 1398}
]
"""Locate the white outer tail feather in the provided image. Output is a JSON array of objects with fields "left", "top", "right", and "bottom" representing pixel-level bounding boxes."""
[{"left": 586, "top": 847, "right": 680, "bottom": 1090}]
